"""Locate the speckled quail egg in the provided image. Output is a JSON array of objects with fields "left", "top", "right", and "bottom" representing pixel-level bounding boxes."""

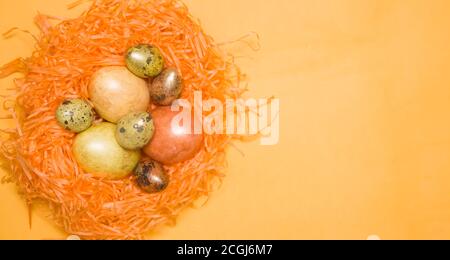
[
  {"left": 115, "top": 112, "right": 155, "bottom": 150},
  {"left": 56, "top": 99, "right": 94, "bottom": 133},
  {"left": 134, "top": 159, "right": 169, "bottom": 193},
  {"left": 125, "top": 44, "right": 164, "bottom": 78},
  {"left": 150, "top": 68, "right": 183, "bottom": 106}
]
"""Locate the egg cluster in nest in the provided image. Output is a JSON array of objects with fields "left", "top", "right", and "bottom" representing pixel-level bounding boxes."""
[{"left": 0, "top": 0, "right": 245, "bottom": 239}]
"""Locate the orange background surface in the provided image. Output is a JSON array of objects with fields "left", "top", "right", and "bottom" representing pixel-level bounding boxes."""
[{"left": 1, "top": 0, "right": 450, "bottom": 240}]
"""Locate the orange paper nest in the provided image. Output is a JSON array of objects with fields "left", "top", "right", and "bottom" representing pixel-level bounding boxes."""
[{"left": 0, "top": 0, "right": 245, "bottom": 239}]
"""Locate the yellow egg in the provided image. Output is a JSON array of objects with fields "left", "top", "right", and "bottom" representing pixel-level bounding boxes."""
[
  {"left": 73, "top": 122, "right": 141, "bottom": 180},
  {"left": 89, "top": 66, "right": 150, "bottom": 123}
]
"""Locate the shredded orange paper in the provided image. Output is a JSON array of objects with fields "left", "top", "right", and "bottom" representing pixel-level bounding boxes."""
[{"left": 0, "top": 0, "right": 245, "bottom": 239}]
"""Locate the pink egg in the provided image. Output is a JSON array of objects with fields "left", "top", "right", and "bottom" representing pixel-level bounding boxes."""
[{"left": 143, "top": 107, "right": 203, "bottom": 165}]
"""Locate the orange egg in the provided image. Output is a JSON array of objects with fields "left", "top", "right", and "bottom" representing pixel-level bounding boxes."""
[
  {"left": 89, "top": 66, "right": 150, "bottom": 123},
  {"left": 143, "top": 107, "right": 203, "bottom": 165}
]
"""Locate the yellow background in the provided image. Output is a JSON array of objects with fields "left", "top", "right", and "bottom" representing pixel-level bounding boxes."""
[{"left": 1, "top": 0, "right": 450, "bottom": 240}]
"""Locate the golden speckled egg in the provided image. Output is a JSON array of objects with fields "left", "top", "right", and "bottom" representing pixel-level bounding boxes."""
[
  {"left": 116, "top": 112, "right": 155, "bottom": 150},
  {"left": 134, "top": 159, "right": 169, "bottom": 193},
  {"left": 73, "top": 122, "right": 141, "bottom": 180},
  {"left": 56, "top": 99, "right": 94, "bottom": 133},
  {"left": 125, "top": 44, "right": 165, "bottom": 78},
  {"left": 150, "top": 68, "right": 183, "bottom": 106},
  {"left": 89, "top": 66, "right": 150, "bottom": 123}
]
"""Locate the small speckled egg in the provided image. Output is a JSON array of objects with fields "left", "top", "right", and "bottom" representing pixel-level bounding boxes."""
[
  {"left": 125, "top": 44, "right": 164, "bottom": 78},
  {"left": 150, "top": 68, "right": 183, "bottom": 106},
  {"left": 116, "top": 112, "right": 155, "bottom": 150},
  {"left": 56, "top": 99, "right": 94, "bottom": 133},
  {"left": 134, "top": 159, "right": 169, "bottom": 193}
]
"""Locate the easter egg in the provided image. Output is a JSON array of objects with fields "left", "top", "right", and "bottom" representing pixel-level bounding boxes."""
[
  {"left": 125, "top": 44, "right": 164, "bottom": 78},
  {"left": 116, "top": 112, "right": 155, "bottom": 150},
  {"left": 73, "top": 122, "right": 141, "bottom": 179},
  {"left": 150, "top": 68, "right": 183, "bottom": 106},
  {"left": 56, "top": 99, "right": 94, "bottom": 133},
  {"left": 134, "top": 159, "right": 169, "bottom": 193},
  {"left": 89, "top": 66, "right": 150, "bottom": 123},
  {"left": 143, "top": 107, "right": 203, "bottom": 165}
]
